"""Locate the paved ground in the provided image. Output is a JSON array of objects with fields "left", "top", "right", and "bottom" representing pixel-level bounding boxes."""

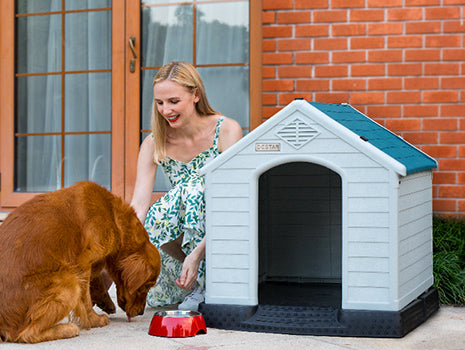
[{"left": 2, "top": 287, "right": 465, "bottom": 350}]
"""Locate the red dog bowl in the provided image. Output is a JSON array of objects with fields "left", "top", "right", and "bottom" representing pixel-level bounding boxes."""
[{"left": 148, "top": 310, "right": 207, "bottom": 338}]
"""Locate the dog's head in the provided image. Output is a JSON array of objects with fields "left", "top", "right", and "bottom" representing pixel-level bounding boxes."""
[{"left": 111, "top": 241, "right": 160, "bottom": 321}]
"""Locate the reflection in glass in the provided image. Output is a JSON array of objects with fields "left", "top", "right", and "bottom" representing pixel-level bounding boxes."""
[
  {"left": 141, "top": 70, "right": 158, "bottom": 131},
  {"left": 141, "top": 5, "right": 193, "bottom": 67},
  {"left": 142, "top": 0, "right": 192, "bottom": 5},
  {"left": 16, "top": 75, "right": 62, "bottom": 134},
  {"left": 65, "top": 134, "right": 111, "bottom": 189},
  {"left": 16, "top": 0, "right": 61, "bottom": 14},
  {"left": 65, "top": 73, "right": 111, "bottom": 132},
  {"left": 65, "top": 11, "right": 112, "bottom": 71},
  {"left": 198, "top": 66, "right": 249, "bottom": 130},
  {"left": 196, "top": 2, "right": 249, "bottom": 65},
  {"left": 65, "top": 0, "right": 111, "bottom": 11},
  {"left": 15, "top": 136, "right": 61, "bottom": 192},
  {"left": 16, "top": 15, "right": 62, "bottom": 74}
]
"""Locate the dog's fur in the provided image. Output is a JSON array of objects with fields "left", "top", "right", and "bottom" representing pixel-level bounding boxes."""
[{"left": 0, "top": 182, "right": 160, "bottom": 343}]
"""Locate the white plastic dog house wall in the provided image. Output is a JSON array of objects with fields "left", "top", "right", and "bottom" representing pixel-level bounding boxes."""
[{"left": 198, "top": 100, "right": 439, "bottom": 337}]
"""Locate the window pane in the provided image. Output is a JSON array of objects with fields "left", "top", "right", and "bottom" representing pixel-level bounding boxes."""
[
  {"left": 16, "top": 75, "right": 62, "bottom": 134},
  {"left": 198, "top": 66, "right": 249, "bottom": 130},
  {"left": 16, "top": 0, "right": 61, "bottom": 14},
  {"left": 64, "top": 134, "right": 111, "bottom": 189},
  {"left": 65, "top": 72, "right": 111, "bottom": 132},
  {"left": 196, "top": 2, "right": 249, "bottom": 65},
  {"left": 65, "top": 0, "right": 111, "bottom": 11},
  {"left": 65, "top": 11, "right": 112, "bottom": 71},
  {"left": 141, "top": 5, "right": 193, "bottom": 67},
  {"left": 15, "top": 136, "right": 61, "bottom": 192},
  {"left": 141, "top": 69, "right": 157, "bottom": 131},
  {"left": 142, "top": 0, "right": 192, "bottom": 5},
  {"left": 16, "top": 14, "right": 62, "bottom": 74}
]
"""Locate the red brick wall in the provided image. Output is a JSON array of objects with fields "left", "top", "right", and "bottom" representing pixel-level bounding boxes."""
[{"left": 262, "top": 0, "right": 465, "bottom": 217}]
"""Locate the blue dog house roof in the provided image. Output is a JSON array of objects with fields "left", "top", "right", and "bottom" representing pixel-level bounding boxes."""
[{"left": 309, "top": 102, "right": 437, "bottom": 175}]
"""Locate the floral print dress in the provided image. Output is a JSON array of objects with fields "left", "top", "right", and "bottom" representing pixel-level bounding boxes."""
[{"left": 144, "top": 117, "right": 224, "bottom": 307}]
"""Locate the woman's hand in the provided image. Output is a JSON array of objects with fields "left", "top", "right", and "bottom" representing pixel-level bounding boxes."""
[{"left": 175, "top": 238, "right": 206, "bottom": 290}]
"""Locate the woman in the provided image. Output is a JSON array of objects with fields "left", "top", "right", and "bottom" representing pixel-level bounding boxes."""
[{"left": 131, "top": 61, "right": 243, "bottom": 311}]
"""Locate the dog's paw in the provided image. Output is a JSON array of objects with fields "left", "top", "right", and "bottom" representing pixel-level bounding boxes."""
[{"left": 89, "top": 313, "right": 110, "bottom": 328}]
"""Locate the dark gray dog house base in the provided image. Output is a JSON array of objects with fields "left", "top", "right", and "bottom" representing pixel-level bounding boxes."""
[{"left": 199, "top": 287, "right": 438, "bottom": 338}]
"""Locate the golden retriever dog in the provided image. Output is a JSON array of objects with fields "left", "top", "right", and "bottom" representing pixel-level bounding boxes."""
[{"left": 0, "top": 181, "right": 160, "bottom": 343}]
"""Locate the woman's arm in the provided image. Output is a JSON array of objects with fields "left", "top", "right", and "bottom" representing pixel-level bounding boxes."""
[{"left": 130, "top": 135, "right": 158, "bottom": 223}]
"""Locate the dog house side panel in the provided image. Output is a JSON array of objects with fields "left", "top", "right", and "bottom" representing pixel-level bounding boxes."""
[{"left": 396, "top": 170, "right": 434, "bottom": 310}]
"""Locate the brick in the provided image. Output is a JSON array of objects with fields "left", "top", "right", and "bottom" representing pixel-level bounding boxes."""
[
  {"left": 386, "top": 91, "right": 422, "bottom": 103},
  {"left": 368, "top": 50, "right": 403, "bottom": 62},
  {"left": 351, "top": 64, "right": 385, "bottom": 76},
  {"left": 314, "top": 92, "right": 349, "bottom": 104},
  {"left": 263, "top": 106, "right": 283, "bottom": 119},
  {"left": 350, "top": 9, "right": 384, "bottom": 22},
  {"left": 426, "top": 35, "right": 461, "bottom": 47},
  {"left": 332, "top": 23, "right": 366, "bottom": 36},
  {"left": 405, "top": 0, "right": 441, "bottom": 5},
  {"left": 443, "top": 49, "right": 465, "bottom": 61},
  {"left": 278, "top": 66, "right": 312, "bottom": 78},
  {"left": 385, "top": 118, "right": 421, "bottom": 131},
  {"left": 433, "top": 199, "right": 457, "bottom": 212},
  {"left": 314, "top": 65, "right": 348, "bottom": 77},
  {"left": 263, "top": 0, "right": 293, "bottom": 10},
  {"left": 404, "top": 77, "right": 439, "bottom": 90},
  {"left": 279, "top": 93, "right": 313, "bottom": 105},
  {"left": 332, "top": 0, "right": 365, "bottom": 8},
  {"left": 441, "top": 105, "right": 465, "bottom": 117},
  {"left": 366, "top": 105, "right": 402, "bottom": 118},
  {"left": 296, "top": 79, "right": 330, "bottom": 91},
  {"left": 295, "top": 24, "right": 329, "bottom": 37},
  {"left": 388, "top": 35, "right": 423, "bottom": 48},
  {"left": 458, "top": 200, "right": 465, "bottom": 213},
  {"left": 423, "top": 91, "right": 459, "bottom": 103},
  {"left": 313, "top": 10, "right": 348, "bottom": 23},
  {"left": 425, "top": 146, "right": 457, "bottom": 158},
  {"left": 263, "top": 39, "right": 276, "bottom": 51},
  {"left": 295, "top": 0, "right": 329, "bottom": 9},
  {"left": 461, "top": 118, "right": 465, "bottom": 130},
  {"left": 262, "top": 79, "right": 294, "bottom": 91},
  {"left": 388, "top": 8, "right": 423, "bottom": 21},
  {"left": 424, "top": 63, "right": 460, "bottom": 75},
  {"left": 263, "top": 93, "right": 277, "bottom": 105},
  {"left": 460, "top": 146, "right": 465, "bottom": 157},
  {"left": 444, "top": 21, "right": 465, "bottom": 33},
  {"left": 406, "top": 21, "right": 441, "bottom": 34},
  {"left": 262, "top": 11, "right": 276, "bottom": 24},
  {"left": 388, "top": 63, "right": 422, "bottom": 76},
  {"left": 277, "top": 38, "right": 311, "bottom": 51},
  {"left": 332, "top": 78, "right": 366, "bottom": 91},
  {"left": 368, "top": 0, "right": 403, "bottom": 7},
  {"left": 403, "top": 104, "right": 439, "bottom": 117},
  {"left": 432, "top": 171, "right": 457, "bottom": 183},
  {"left": 403, "top": 132, "right": 438, "bottom": 144},
  {"left": 350, "top": 92, "right": 385, "bottom": 104},
  {"left": 263, "top": 52, "right": 293, "bottom": 65},
  {"left": 262, "top": 66, "right": 275, "bottom": 78},
  {"left": 263, "top": 26, "right": 293, "bottom": 38},
  {"left": 314, "top": 38, "right": 348, "bottom": 50},
  {"left": 438, "top": 184, "right": 465, "bottom": 197},
  {"left": 295, "top": 52, "right": 329, "bottom": 64},
  {"left": 440, "top": 132, "right": 465, "bottom": 144},
  {"left": 277, "top": 11, "right": 311, "bottom": 24},
  {"left": 423, "top": 118, "right": 458, "bottom": 131},
  {"left": 425, "top": 7, "right": 461, "bottom": 20},
  {"left": 350, "top": 37, "right": 384, "bottom": 49},
  {"left": 332, "top": 51, "right": 366, "bottom": 63},
  {"left": 405, "top": 49, "right": 441, "bottom": 61},
  {"left": 368, "top": 23, "right": 403, "bottom": 35},
  {"left": 368, "top": 77, "right": 402, "bottom": 90}
]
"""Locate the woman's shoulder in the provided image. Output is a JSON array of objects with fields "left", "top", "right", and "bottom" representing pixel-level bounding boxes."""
[{"left": 217, "top": 116, "right": 242, "bottom": 152}]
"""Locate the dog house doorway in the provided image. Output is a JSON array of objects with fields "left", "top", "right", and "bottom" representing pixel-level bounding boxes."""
[{"left": 258, "top": 161, "right": 342, "bottom": 308}]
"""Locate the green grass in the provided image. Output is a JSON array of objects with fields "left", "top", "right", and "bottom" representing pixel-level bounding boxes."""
[{"left": 433, "top": 216, "right": 465, "bottom": 305}]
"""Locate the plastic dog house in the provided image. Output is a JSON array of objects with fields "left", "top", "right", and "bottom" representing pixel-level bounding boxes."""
[{"left": 198, "top": 100, "right": 439, "bottom": 337}]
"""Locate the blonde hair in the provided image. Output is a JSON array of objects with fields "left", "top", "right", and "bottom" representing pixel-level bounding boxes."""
[{"left": 151, "top": 61, "right": 219, "bottom": 164}]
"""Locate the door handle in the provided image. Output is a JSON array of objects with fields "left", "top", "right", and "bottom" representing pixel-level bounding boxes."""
[{"left": 128, "top": 36, "right": 137, "bottom": 73}]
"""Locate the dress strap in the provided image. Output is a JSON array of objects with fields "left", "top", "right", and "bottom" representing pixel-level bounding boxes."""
[{"left": 212, "top": 116, "right": 224, "bottom": 147}]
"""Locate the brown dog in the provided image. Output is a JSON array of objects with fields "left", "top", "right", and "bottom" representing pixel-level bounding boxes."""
[{"left": 0, "top": 181, "right": 160, "bottom": 343}]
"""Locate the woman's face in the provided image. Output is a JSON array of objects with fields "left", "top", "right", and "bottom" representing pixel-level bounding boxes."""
[{"left": 153, "top": 80, "right": 199, "bottom": 127}]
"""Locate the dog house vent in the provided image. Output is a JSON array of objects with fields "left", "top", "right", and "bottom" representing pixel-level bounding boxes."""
[{"left": 276, "top": 117, "right": 319, "bottom": 149}]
